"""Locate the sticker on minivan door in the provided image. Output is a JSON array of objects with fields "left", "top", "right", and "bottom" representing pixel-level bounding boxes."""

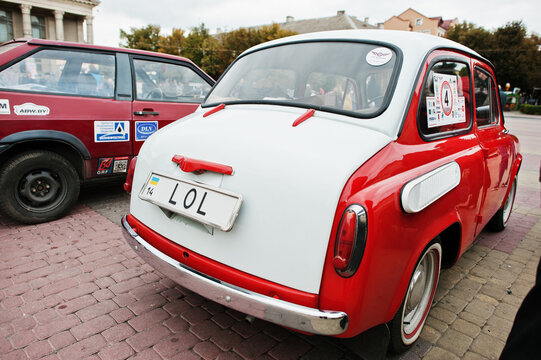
[
  {"left": 94, "top": 121, "right": 130, "bottom": 142},
  {"left": 14, "top": 103, "right": 50, "bottom": 115},
  {"left": 0, "top": 99, "right": 10, "bottom": 114}
]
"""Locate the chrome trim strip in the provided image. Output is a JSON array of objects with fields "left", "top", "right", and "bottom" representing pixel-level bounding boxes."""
[
  {"left": 401, "top": 161, "right": 461, "bottom": 214},
  {"left": 121, "top": 216, "right": 349, "bottom": 335}
]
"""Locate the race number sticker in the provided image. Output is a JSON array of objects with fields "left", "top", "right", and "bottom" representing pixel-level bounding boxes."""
[
  {"left": 94, "top": 121, "right": 130, "bottom": 142},
  {"left": 427, "top": 74, "right": 466, "bottom": 128}
]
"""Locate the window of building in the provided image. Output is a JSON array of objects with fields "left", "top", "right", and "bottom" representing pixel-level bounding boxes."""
[
  {"left": 415, "top": 18, "right": 423, "bottom": 26},
  {"left": 418, "top": 61, "right": 472, "bottom": 139},
  {"left": 0, "top": 10, "right": 13, "bottom": 42},
  {"left": 31, "top": 15, "right": 46, "bottom": 39},
  {"left": 133, "top": 58, "right": 212, "bottom": 102},
  {"left": 0, "top": 49, "right": 116, "bottom": 98},
  {"left": 473, "top": 68, "right": 499, "bottom": 127}
]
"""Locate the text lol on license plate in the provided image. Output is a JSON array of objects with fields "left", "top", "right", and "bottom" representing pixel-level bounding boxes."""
[{"left": 139, "top": 172, "right": 242, "bottom": 231}]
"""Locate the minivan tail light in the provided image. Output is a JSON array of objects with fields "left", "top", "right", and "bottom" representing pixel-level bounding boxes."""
[
  {"left": 123, "top": 156, "right": 137, "bottom": 193},
  {"left": 333, "top": 204, "right": 367, "bottom": 277}
]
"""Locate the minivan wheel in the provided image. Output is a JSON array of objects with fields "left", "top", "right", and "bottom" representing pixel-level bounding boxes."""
[
  {"left": 0, "top": 150, "right": 80, "bottom": 224},
  {"left": 388, "top": 241, "right": 442, "bottom": 354}
]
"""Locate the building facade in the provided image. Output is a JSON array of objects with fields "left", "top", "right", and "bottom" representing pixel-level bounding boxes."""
[
  {"left": 0, "top": 0, "right": 99, "bottom": 44},
  {"left": 382, "top": 8, "right": 457, "bottom": 37}
]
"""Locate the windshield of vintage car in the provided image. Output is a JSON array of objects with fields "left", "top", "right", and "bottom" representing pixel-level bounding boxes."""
[{"left": 203, "top": 41, "right": 398, "bottom": 117}]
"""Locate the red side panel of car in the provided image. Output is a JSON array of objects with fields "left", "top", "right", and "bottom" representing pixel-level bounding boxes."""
[{"left": 317, "top": 50, "right": 520, "bottom": 338}]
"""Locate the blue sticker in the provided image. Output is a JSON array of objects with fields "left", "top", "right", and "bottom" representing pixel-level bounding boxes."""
[
  {"left": 135, "top": 121, "right": 158, "bottom": 141},
  {"left": 94, "top": 121, "right": 130, "bottom": 142}
]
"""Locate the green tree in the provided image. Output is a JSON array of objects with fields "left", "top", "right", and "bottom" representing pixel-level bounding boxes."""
[
  {"left": 490, "top": 21, "right": 540, "bottom": 92},
  {"left": 447, "top": 21, "right": 541, "bottom": 93},
  {"left": 158, "top": 28, "right": 185, "bottom": 56},
  {"left": 182, "top": 24, "right": 212, "bottom": 68},
  {"left": 446, "top": 22, "right": 493, "bottom": 58},
  {"left": 119, "top": 24, "right": 161, "bottom": 52},
  {"left": 119, "top": 23, "right": 297, "bottom": 80}
]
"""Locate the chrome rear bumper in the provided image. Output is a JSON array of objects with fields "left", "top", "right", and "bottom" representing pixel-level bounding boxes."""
[{"left": 121, "top": 215, "right": 348, "bottom": 335}]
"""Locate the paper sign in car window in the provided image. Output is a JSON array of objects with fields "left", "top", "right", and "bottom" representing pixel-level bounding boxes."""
[
  {"left": 94, "top": 121, "right": 130, "bottom": 142},
  {"left": 427, "top": 74, "right": 466, "bottom": 128}
]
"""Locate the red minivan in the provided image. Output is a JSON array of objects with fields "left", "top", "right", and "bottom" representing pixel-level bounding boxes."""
[{"left": 0, "top": 39, "right": 214, "bottom": 224}]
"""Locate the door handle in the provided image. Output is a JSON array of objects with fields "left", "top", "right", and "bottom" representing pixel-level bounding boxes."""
[{"left": 134, "top": 111, "right": 159, "bottom": 116}]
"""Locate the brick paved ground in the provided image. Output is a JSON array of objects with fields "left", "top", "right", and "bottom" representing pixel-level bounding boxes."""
[{"left": 1, "top": 113, "right": 540, "bottom": 359}]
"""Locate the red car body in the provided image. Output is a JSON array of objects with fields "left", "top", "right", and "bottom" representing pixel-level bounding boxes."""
[{"left": 121, "top": 31, "right": 521, "bottom": 352}]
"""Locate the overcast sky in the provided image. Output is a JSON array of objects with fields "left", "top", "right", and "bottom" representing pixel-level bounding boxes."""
[{"left": 93, "top": 0, "right": 541, "bottom": 47}]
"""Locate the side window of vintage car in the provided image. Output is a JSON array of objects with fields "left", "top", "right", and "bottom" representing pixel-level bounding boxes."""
[
  {"left": 0, "top": 49, "right": 116, "bottom": 97},
  {"left": 418, "top": 61, "right": 472, "bottom": 138},
  {"left": 473, "top": 68, "right": 499, "bottom": 127},
  {"left": 133, "top": 59, "right": 211, "bottom": 102}
]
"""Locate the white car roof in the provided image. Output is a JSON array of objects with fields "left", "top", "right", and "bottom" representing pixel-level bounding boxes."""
[{"left": 244, "top": 29, "right": 481, "bottom": 59}]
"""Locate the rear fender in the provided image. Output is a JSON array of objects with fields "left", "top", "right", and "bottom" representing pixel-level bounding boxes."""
[{"left": 384, "top": 211, "right": 460, "bottom": 322}]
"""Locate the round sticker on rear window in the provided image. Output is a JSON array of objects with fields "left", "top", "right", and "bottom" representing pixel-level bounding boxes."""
[{"left": 366, "top": 47, "right": 393, "bottom": 66}]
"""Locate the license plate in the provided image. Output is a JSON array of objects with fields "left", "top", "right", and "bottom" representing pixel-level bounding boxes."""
[{"left": 139, "top": 172, "right": 242, "bottom": 231}]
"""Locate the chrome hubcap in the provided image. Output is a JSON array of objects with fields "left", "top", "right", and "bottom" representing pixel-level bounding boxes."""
[
  {"left": 402, "top": 244, "right": 440, "bottom": 344},
  {"left": 502, "top": 181, "right": 516, "bottom": 225}
]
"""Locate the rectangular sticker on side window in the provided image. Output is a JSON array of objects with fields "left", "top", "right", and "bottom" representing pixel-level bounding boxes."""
[
  {"left": 94, "top": 121, "right": 130, "bottom": 142},
  {"left": 135, "top": 121, "right": 158, "bottom": 141}
]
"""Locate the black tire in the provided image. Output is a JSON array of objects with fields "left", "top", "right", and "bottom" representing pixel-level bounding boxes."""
[
  {"left": 487, "top": 178, "right": 517, "bottom": 232},
  {"left": 388, "top": 240, "right": 442, "bottom": 354},
  {"left": 0, "top": 150, "right": 80, "bottom": 224}
]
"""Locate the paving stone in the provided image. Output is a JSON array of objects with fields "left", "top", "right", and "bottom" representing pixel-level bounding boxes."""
[
  {"left": 464, "top": 299, "right": 495, "bottom": 321},
  {"left": 233, "top": 333, "right": 276, "bottom": 359},
  {"left": 153, "top": 333, "right": 199, "bottom": 358},
  {"left": 422, "top": 346, "right": 460, "bottom": 360},
  {"left": 436, "top": 328, "right": 473, "bottom": 357},
  {"left": 451, "top": 318, "right": 481, "bottom": 338},
  {"left": 126, "top": 325, "right": 171, "bottom": 352},
  {"left": 128, "top": 308, "right": 170, "bottom": 332},
  {"left": 57, "top": 334, "right": 106, "bottom": 359},
  {"left": 211, "top": 329, "right": 243, "bottom": 351},
  {"left": 483, "top": 315, "right": 513, "bottom": 342},
  {"left": 70, "top": 314, "right": 115, "bottom": 340},
  {"left": 194, "top": 341, "right": 222, "bottom": 360},
  {"left": 470, "top": 333, "right": 505, "bottom": 359},
  {"left": 419, "top": 325, "right": 441, "bottom": 343},
  {"left": 430, "top": 306, "right": 457, "bottom": 324},
  {"left": 98, "top": 341, "right": 134, "bottom": 360},
  {"left": 268, "top": 335, "right": 312, "bottom": 360}
]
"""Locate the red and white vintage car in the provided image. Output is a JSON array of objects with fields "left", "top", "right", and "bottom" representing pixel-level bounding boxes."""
[{"left": 121, "top": 30, "right": 521, "bottom": 352}]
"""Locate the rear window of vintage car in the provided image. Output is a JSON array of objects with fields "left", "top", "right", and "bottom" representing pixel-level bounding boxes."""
[{"left": 203, "top": 41, "right": 399, "bottom": 117}]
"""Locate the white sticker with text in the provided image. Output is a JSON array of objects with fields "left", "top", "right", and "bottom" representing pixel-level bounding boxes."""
[
  {"left": 0, "top": 99, "right": 10, "bottom": 114},
  {"left": 14, "top": 103, "right": 50, "bottom": 115}
]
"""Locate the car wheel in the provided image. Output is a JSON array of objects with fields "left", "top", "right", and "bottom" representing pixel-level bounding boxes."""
[
  {"left": 389, "top": 240, "right": 442, "bottom": 354},
  {"left": 0, "top": 150, "right": 80, "bottom": 224},
  {"left": 487, "top": 178, "right": 517, "bottom": 232}
]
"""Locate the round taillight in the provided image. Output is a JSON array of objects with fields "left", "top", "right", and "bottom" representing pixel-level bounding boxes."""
[{"left": 333, "top": 204, "right": 367, "bottom": 277}]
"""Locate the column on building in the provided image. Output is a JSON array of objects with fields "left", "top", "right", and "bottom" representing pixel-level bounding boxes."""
[
  {"left": 20, "top": 4, "right": 32, "bottom": 38},
  {"left": 85, "top": 16, "right": 93, "bottom": 44},
  {"left": 54, "top": 10, "right": 64, "bottom": 41}
]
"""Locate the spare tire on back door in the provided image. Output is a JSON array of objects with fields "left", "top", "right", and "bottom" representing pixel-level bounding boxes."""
[{"left": 0, "top": 150, "right": 80, "bottom": 224}]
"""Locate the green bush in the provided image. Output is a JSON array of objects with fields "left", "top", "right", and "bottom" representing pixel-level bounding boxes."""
[{"left": 519, "top": 104, "right": 541, "bottom": 115}]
